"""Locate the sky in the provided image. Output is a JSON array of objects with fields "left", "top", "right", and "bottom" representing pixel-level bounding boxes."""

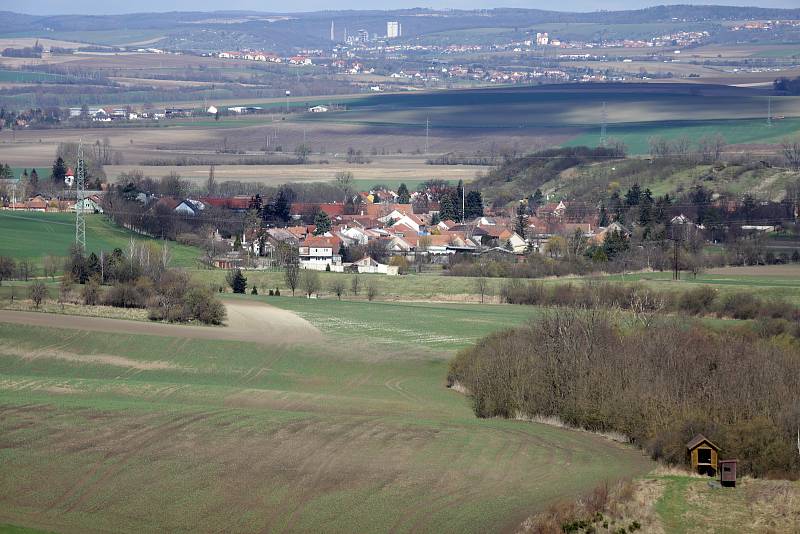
[{"left": 7, "top": 0, "right": 799, "bottom": 15}]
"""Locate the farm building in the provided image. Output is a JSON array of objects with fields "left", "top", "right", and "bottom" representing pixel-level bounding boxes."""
[
  {"left": 686, "top": 434, "right": 719, "bottom": 476},
  {"left": 351, "top": 256, "right": 398, "bottom": 275}
]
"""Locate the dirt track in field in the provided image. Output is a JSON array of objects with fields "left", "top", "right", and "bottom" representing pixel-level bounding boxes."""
[{"left": 0, "top": 299, "right": 321, "bottom": 345}]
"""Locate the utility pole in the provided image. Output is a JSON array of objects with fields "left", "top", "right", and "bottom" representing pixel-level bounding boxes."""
[
  {"left": 600, "top": 101, "right": 608, "bottom": 147},
  {"left": 673, "top": 237, "right": 679, "bottom": 280},
  {"left": 425, "top": 116, "right": 430, "bottom": 154},
  {"left": 285, "top": 90, "right": 291, "bottom": 114},
  {"left": 75, "top": 140, "right": 86, "bottom": 251},
  {"left": 671, "top": 228, "right": 681, "bottom": 281},
  {"left": 462, "top": 184, "right": 465, "bottom": 224},
  {"left": 767, "top": 96, "right": 772, "bottom": 127}
]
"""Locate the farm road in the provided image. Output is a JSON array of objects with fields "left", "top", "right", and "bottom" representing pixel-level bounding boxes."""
[{"left": 0, "top": 299, "right": 321, "bottom": 344}]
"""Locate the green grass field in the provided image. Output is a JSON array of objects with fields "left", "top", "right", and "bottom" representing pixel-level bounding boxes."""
[
  {"left": 600, "top": 266, "right": 800, "bottom": 305},
  {"left": 567, "top": 117, "right": 800, "bottom": 155},
  {"left": 0, "top": 296, "right": 652, "bottom": 533},
  {"left": 192, "top": 269, "right": 507, "bottom": 302},
  {"left": 192, "top": 263, "right": 800, "bottom": 307},
  {"left": 9, "top": 168, "right": 50, "bottom": 181},
  {"left": 257, "top": 296, "right": 540, "bottom": 350},
  {"left": 0, "top": 70, "right": 66, "bottom": 83},
  {"left": 0, "top": 211, "right": 201, "bottom": 269}
]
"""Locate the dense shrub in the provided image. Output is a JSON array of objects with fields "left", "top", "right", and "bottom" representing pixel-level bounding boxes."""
[
  {"left": 678, "top": 286, "right": 716, "bottom": 315},
  {"left": 720, "top": 293, "right": 761, "bottom": 320},
  {"left": 104, "top": 280, "right": 151, "bottom": 308},
  {"left": 182, "top": 286, "right": 226, "bottom": 325},
  {"left": 498, "top": 280, "right": 796, "bottom": 322},
  {"left": 146, "top": 273, "right": 226, "bottom": 325},
  {"left": 449, "top": 311, "right": 800, "bottom": 478},
  {"left": 82, "top": 279, "right": 101, "bottom": 305}
]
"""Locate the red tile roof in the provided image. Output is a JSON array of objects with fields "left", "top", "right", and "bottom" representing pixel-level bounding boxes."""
[
  {"left": 200, "top": 196, "right": 251, "bottom": 210},
  {"left": 303, "top": 235, "right": 341, "bottom": 249}
]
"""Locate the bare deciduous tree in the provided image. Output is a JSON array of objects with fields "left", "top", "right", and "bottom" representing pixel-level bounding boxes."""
[
  {"left": 335, "top": 170, "right": 354, "bottom": 201},
  {"left": 474, "top": 277, "right": 490, "bottom": 304},
  {"left": 285, "top": 259, "right": 300, "bottom": 296},
  {"left": 301, "top": 269, "right": 320, "bottom": 298},
  {"left": 28, "top": 281, "right": 47, "bottom": 309},
  {"left": 16, "top": 259, "right": 32, "bottom": 281},
  {"left": 782, "top": 138, "right": 800, "bottom": 170},
  {"left": 330, "top": 278, "right": 346, "bottom": 300},
  {"left": 42, "top": 255, "right": 59, "bottom": 280},
  {"left": 366, "top": 280, "right": 378, "bottom": 301}
]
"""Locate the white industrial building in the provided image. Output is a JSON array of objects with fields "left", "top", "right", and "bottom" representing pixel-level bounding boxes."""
[{"left": 387, "top": 21, "right": 401, "bottom": 39}]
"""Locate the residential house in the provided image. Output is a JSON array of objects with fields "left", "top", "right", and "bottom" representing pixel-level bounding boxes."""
[
  {"left": 71, "top": 195, "right": 104, "bottom": 214},
  {"left": 200, "top": 196, "right": 251, "bottom": 213},
  {"left": 298, "top": 235, "right": 343, "bottom": 271},
  {"left": 589, "top": 221, "right": 630, "bottom": 246},
  {"left": 175, "top": 199, "right": 205, "bottom": 216},
  {"left": 498, "top": 230, "right": 528, "bottom": 254}
]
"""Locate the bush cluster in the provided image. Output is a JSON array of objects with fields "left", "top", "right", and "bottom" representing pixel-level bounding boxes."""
[
  {"left": 144, "top": 271, "right": 225, "bottom": 325},
  {"left": 449, "top": 311, "right": 800, "bottom": 478},
  {"left": 498, "top": 279, "right": 798, "bottom": 322}
]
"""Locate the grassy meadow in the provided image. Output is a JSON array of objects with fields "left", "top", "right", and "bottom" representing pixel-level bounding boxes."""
[
  {"left": 566, "top": 117, "right": 800, "bottom": 155},
  {"left": 651, "top": 474, "right": 799, "bottom": 532},
  {"left": 192, "top": 263, "right": 800, "bottom": 306},
  {"left": 0, "top": 296, "right": 652, "bottom": 533},
  {"left": 0, "top": 211, "right": 201, "bottom": 269}
]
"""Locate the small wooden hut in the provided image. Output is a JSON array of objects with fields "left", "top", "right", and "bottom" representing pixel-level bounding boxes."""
[{"left": 686, "top": 434, "right": 719, "bottom": 476}]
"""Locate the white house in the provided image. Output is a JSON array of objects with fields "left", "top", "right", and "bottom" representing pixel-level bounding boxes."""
[
  {"left": 336, "top": 226, "right": 370, "bottom": 246},
  {"left": 503, "top": 231, "right": 528, "bottom": 254},
  {"left": 298, "top": 236, "right": 343, "bottom": 271},
  {"left": 71, "top": 196, "right": 103, "bottom": 214},
  {"left": 381, "top": 210, "right": 424, "bottom": 232},
  {"left": 351, "top": 256, "right": 398, "bottom": 276},
  {"left": 175, "top": 199, "right": 204, "bottom": 216}
]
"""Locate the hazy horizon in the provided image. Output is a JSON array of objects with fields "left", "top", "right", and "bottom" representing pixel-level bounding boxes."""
[{"left": 9, "top": 0, "right": 800, "bottom": 16}]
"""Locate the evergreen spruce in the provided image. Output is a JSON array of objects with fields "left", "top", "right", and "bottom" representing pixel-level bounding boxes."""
[
  {"left": 314, "top": 210, "right": 331, "bottom": 235},
  {"left": 397, "top": 183, "right": 411, "bottom": 204},
  {"left": 464, "top": 190, "right": 484, "bottom": 219},
  {"left": 230, "top": 269, "right": 247, "bottom": 294}
]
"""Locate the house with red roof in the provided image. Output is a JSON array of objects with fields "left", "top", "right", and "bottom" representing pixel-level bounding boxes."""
[
  {"left": 298, "top": 235, "right": 343, "bottom": 271},
  {"left": 200, "top": 196, "right": 251, "bottom": 213}
]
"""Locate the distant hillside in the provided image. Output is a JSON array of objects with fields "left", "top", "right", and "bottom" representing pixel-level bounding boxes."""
[
  {"left": 473, "top": 147, "right": 795, "bottom": 205},
  {"left": 3, "top": 5, "right": 800, "bottom": 51}
]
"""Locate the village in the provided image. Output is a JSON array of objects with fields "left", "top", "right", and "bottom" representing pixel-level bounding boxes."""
[{"left": 4, "top": 176, "right": 703, "bottom": 278}]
